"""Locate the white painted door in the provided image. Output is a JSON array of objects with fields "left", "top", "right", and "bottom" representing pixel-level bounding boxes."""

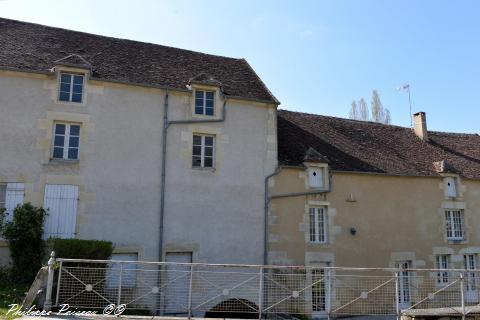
[
  {"left": 165, "top": 252, "right": 192, "bottom": 314},
  {"left": 43, "top": 184, "right": 78, "bottom": 239}
]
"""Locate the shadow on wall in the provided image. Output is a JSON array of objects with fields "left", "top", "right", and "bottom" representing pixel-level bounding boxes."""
[{"left": 204, "top": 299, "right": 259, "bottom": 319}]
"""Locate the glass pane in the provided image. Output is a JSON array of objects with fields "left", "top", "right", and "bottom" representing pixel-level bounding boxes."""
[
  {"left": 60, "top": 83, "right": 71, "bottom": 92},
  {"left": 53, "top": 147, "right": 63, "bottom": 159},
  {"left": 204, "top": 146, "right": 213, "bottom": 156},
  {"left": 206, "top": 91, "right": 214, "bottom": 99},
  {"left": 204, "top": 157, "right": 213, "bottom": 167},
  {"left": 192, "top": 156, "right": 202, "bottom": 167},
  {"left": 72, "top": 84, "right": 83, "bottom": 94},
  {"left": 205, "top": 99, "right": 213, "bottom": 108},
  {"left": 55, "top": 124, "right": 66, "bottom": 135},
  {"left": 68, "top": 148, "right": 78, "bottom": 160},
  {"left": 73, "top": 75, "right": 84, "bottom": 85},
  {"left": 69, "top": 125, "right": 80, "bottom": 136},
  {"left": 60, "top": 74, "right": 71, "bottom": 83},
  {"left": 195, "top": 91, "right": 204, "bottom": 99},
  {"left": 54, "top": 135, "right": 64, "bottom": 147},
  {"left": 195, "top": 106, "right": 204, "bottom": 115},
  {"left": 195, "top": 98, "right": 204, "bottom": 107},
  {"left": 69, "top": 137, "right": 79, "bottom": 148},
  {"left": 59, "top": 91, "right": 70, "bottom": 101},
  {"left": 205, "top": 107, "right": 214, "bottom": 116},
  {"left": 193, "top": 135, "right": 202, "bottom": 145},
  {"left": 192, "top": 146, "right": 201, "bottom": 156},
  {"left": 72, "top": 93, "right": 82, "bottom": 103},
  {"left": 204, "top": 136, "right": 214, "bottom": 146}
]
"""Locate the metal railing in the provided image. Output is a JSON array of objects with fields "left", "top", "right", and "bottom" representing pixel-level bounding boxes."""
[{"left": 43, "top": 254, "right": 480, "bottom": 319}]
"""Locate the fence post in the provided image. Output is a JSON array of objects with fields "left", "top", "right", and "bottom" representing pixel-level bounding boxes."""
[
  {"left": 55, "top": 260, "right": 63, "bottom": 306},
  {"left": 460, "top": 271, "right": 466, "bottom": 320},
  {"left": 326, "top": 269, "right": 332, "bottom": 320},
  {"left": 44, "top": 251, "right": 55, "bottom": 311},
  {"left": 394, "top": 271, "right": 400, "bottom": 320},
  {"left": 187, "top": 265, "right": 194, "bottom": 319},
  {"left": 117, "top": 262, "right": 123, "bottom": 306},
  {"left": 258, "top": 267, "right": 264, "bottom": 320}
]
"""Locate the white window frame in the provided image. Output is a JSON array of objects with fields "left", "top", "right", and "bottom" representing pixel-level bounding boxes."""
[
  {"left": 192, "top": 134, "right": 215, "bottom": 169},
  {"left": 58, "top": 73, "right": 84, "bottom": 103},
  {"left": 309, "top": 207, "right": 328, "bottom": 244},
  {"left": 194, "top": 90, "right": 215, "bottom": 116},
  {"left": 444, "top": 209, "right": 464, "bottom": 241},
  {"left": 436, "top": 255, "right": 450, "bottom": 285},
  {"left": 311, "top": 268, "right": 327, "bottom": 312},
  {"left": 464, "top": 254, "right": 478, "bottom": 293},
  {"left": 52, "top": 123, "right": 81, "bottom": 160},
  {"left": 396, "top": 261, "right": 412, "bottom": 308}
]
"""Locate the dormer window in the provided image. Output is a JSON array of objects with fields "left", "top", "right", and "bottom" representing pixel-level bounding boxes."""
[
  {"left": 195, "top": 90, "right": 214, "bottom": 116},
  {"left": 444, "top": 177, "right": 457, "bottom": 198},
  {"left": 59, "top": 73, "right": 84, "bottom": 103},
  {"left": 308, "top": 167, "right": 325, "bottom": 188}
]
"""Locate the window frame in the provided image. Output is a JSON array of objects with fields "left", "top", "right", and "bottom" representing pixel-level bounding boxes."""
[
  {"left": 309, "top": 206, "right": 328, "bottom": 244},
  {"left": 444, "top": 209, "right": 465, "bottom": 241},
  {"left": 192, "top": 134, "right": 215, "bottom": 169},
  {"left": 194, "top": 90, "right": 215, "bottom": 116},
  {"left": 52, "top": 123, "right": 81, "bottom": 161},
  {"left": 436, "top": 255, "right": 450, "bottom": 285},
  {"left": 58, "top": 72, "right": 85, "bottom": 103},
  {"left": 464, "top": 254, "right": 478, "bottom": 292}
]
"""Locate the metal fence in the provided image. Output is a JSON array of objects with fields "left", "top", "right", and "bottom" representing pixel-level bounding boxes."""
[{"left": 43, "top": 255, "right": 480, "bottom": 319}]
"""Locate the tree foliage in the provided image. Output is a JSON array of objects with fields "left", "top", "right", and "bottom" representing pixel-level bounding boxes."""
[{"left": 348, "top": 90, "right": 391, "bottom": 124}]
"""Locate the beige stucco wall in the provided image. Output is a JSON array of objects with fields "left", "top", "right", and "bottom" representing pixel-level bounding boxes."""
[
  {"left": 0, "top": 69, "right": 277, "bottom": 266},
  {"left": 268, "top": 167, "right": 480, "bottom": 269}
]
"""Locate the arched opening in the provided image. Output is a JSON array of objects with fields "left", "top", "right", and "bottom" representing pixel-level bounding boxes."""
[{"left": 204, "top": 298, "right": 259, "bottom": 319}]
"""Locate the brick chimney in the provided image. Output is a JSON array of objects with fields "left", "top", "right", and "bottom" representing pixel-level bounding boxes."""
[{"left": 413, "top": 112, "right": 428, "bottom": 141}]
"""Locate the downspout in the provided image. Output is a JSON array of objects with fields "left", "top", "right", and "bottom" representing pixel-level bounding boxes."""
[{"left": 263, "top": 167, "right": 282, "bottom": 265}]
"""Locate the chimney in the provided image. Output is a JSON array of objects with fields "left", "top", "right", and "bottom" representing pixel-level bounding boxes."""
[{"left": 413, "top": 112, "right": 428, "bottom": 141}]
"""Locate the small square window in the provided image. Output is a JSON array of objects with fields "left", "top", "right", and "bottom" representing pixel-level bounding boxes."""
[
  {"left": 192, "top": 134, "right": 215, "bottom": 168},
  {"left": 194, "top": 90, "right": 215, "bottom": 116},
  {"left": 52, "top": 123, "right": 81, "bottom": 160},
  {"left": 308, "top": 167, "right": 325, "bottom": 188},
  {"left": 59, "top": 73, "right": 84, "bottom": 103}
]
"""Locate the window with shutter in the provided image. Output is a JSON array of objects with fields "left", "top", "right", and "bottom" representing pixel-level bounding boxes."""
[{"left": 43, "top": 184, "right": 78, "bottom": 239}]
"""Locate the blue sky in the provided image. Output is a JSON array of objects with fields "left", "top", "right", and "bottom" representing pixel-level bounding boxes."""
[{"left": 1, "top": 0, "right": 478, "bottom": 133}]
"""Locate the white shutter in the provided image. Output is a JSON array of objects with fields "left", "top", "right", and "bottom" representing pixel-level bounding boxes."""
[
  {"left": 308, "top": 168, "right": 324, "bottom": 188},
  {"left": 106, "top": 253, "right": 138, "bottom": 288},
  {"left": 43, "top": 184, "right": 78, "bottom": 239},
  {"left": 5, "top": 183, "right": 25, "bottom": 221},
  {"left": 445, "top": 177, "right": 457, "bottom": 197}
]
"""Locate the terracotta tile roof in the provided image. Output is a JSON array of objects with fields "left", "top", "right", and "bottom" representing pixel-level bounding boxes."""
[
  {"left": 278, "top": 110, "right": 480, "bottom": 179},
  {"left": 0, "top": 18, "right": 278, "bottom": 103}
]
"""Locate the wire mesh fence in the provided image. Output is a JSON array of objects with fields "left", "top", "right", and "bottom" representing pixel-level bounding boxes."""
[{"left": 49, "top": 258, "right": 480, "bottom": 319}]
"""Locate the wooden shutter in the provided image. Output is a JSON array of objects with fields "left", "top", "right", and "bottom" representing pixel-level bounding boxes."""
[
  {"left": 43, "top": 184, "right": 78, "bottom": 239},
  {"left": 5, "top": 183, "right": 25, "bottom": 221}
]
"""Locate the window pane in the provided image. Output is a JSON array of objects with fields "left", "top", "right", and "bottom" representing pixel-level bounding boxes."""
[
  {"left": 69, "top": 125, "right": 80, "bottom": 136},
  {"left": 206, "top": 91, "right": 214, "bottom": 99},
  {"left": 55, "top": 124, "right": 66, "bottom": 135},
  {"left": 60, "top": 83, "right": 71, "bottom": 92},
  {"left": 73, "top": 75, "right": 84, "bottom": 85},
  {"left": 59, "top": 91, "right": 70, "bottom": 101},
  {"left": 72, "top": 84, "right": 83, "bottom": 94},
  {"left": 61, "top": 74, "right": 71, "bottom": 83},
  {"left": 193, "top": 135, "right": 202, "bottom": 145},
  {"left": 192, "top": 146, "right": 201, "bottom": 156},
  {"left": 69, "top": 137, "right": 79, "bottom": 148},
  {"left": 205, "top": 99, "right": 214, "bottom": 108},
  {"left": 204, "top": 136, "right": 214, "bottom": 146},
  {"left": 192, "top": 156, "right": 202, "bottom": 167},
  {"left": 71, "top": 93, "right": 82, "bottom": 103},
  {"left": 204, "top": 157, "right": 213, "bottom": 167},
  {"left": 53, "top": 147, "right": 64, "bottom": 159},
  {"left": 205, "top": 107, "right": 214, "bottom": 116},
  {"left": 195, "top": 91, "right": 204, "bottom": 99},
  {"left": 54, "top": 135, "right": 65, "bottom": 147},
  {"left": 204, "top": 146, "right": 213, "bottom": 157},
  {"left": 195, "top": 106, "right": 204, "bottom": 115},
  {"left": 68, "top": 148, "right": 78, "bottom": 160}
]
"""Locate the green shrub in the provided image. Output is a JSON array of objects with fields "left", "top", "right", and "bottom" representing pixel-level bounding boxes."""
[
  {"left": 0, "top": 204, "right": 47, "bottom": 285},
  {"left": 50, "top": 238, "right": 114, "bottom": 260}
]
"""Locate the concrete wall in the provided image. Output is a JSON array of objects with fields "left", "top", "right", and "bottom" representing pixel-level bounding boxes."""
[
  {"left": 268, "top": 167, "right": 480, "bottom": 268},
  {"left": 0, "top": 68, "right": 277, "bottom": 266}
]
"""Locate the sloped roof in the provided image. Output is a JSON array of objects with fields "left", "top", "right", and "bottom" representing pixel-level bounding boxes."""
[
  {"left": 278, "top": 110, "right": 480, "bottom": 179},
  {"left": 0, "top": 18, "right": 278, "bottom": 103}
]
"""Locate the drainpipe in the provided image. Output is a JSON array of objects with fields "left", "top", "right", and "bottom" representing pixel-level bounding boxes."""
[{"left": 263, "top": 167, "right": 282, "bottom": 266}]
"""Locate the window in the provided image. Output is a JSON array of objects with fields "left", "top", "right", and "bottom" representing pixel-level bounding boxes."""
[
  {"left": 59, "top": 73, "right": 84, "bottom": 103},
  {"left": 43, "top": 184, "right": 78, "bottom": 239},
  {"left": 52, "top": 123, "right": 80, "bottom": 160},
  {"left": 445, "top": 177, "right": 457, "bottom": 198},
  {"left": 445, "top": 209, "right": 464, "bottom": 240},
  {"left": 312, "top": 269, "right": 326, "bottom": 312},
  {"left": 192, "top": 135, "right": 214, "bottom": 168},
  {"left": 396, "top": 261, "right": 412, "bottom": 308},
  {"left": 464, "top": 255, "right": 478, "bottom": 293},
  {"left": 308, "top": 167, "right": 324, "bottom": 188},
  {"left": 0, "top": 183, "right": 24, "bottom": 222},
  {"left": 436, "top": 255, "right": 450, "bottom": 285},
  {"left": 195, "top": 90, "right": 214, "bottom": 116},
  {"left": 309, "top": 207, "right": 327, "bottom": 243}
]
